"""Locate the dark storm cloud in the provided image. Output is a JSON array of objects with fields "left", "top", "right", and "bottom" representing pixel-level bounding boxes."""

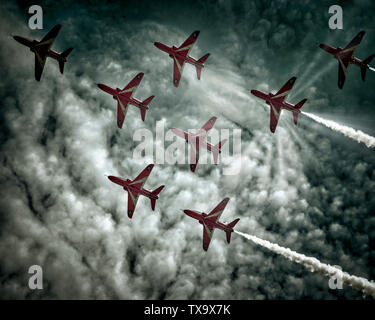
[{"left": 0, "top": 0, "right": 374, "bottom": 300}]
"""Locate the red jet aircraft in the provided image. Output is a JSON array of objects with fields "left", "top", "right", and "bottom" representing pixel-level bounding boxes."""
[
  {"left": 250, "top": 77, "right": 307, "bottom": 133},
  {"left": 171, "top": 117, "right": 227, "bottom": 172},
  {"left": 184, "top": 198, "right": 240, "bottom": 251},
  {"left": 98, "top": 73, "right": 154, "bottom": 128},
  {"left": 108, "top": 164, "right": 164, "bottom": 219},
  {"left": 319, "top": 30, "right": 375, "bottom": 89},
  {"left": 13, "top": 24, "right": 73, "bottom": 81},
  {"left": 154, "top": 30, "right": 210, "bottom": 87}
]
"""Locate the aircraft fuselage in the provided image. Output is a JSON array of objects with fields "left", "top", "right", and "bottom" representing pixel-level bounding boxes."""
[
  {"left": 115, "top": 93, "right": 148, "bottom": 111},
  {"left": 154, "top": 42, "right": 204, "bottom": 68},
  {"left": 183, "top": 134, "right": 220, "bottom": 154},
  {"left": 184, "top": 210, "right": 233, "bottom": 232},
  {"left": 97, "top": 84, "right": 148, "bottom": 111},
  {"left": 324, "top": 45, "right": 370, "bottom": 69},
  {"left": 250, "top": 90, "right": 301, "bottom": 114},
  {"left": 108, "top": 176, "right": 158, "bottom": 200},
  {"left": 13, "top": 36, "right": 66, "bottom": 62}
]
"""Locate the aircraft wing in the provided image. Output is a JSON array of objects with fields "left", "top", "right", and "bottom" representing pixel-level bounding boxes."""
[
  {"left": 202, "top": 221, "right": 214, "bottom": 251},
  {"left": 172, "top": 55, "right": 186, "bottom": 87},
  {"left": 34, "top": 51, "right": 47, "bottom": 81},
  {"left": 205, "top": 198, "right": 229, "bottom": 223},
  {"left": 201, "top": 117, "right": 217, "bottom": 132},
  {"left": 33, "top": 25, "right": 62, "bottom": 81},
  {"left": 35, "top": 24, "right": 61, "bottom": 51},
  {"left": 272, "top": 77, "right": 296, "bottom": 102},
  {"left": 189, "top": 117, "right": 217, "bottom": 138},
  {"left": 127, "top": 189, "right": 140, "bottom": 218},
  {"left": 337, "top": 59, "right": 350, "bottom": 89},
  {"left": 342, "top": 30, "right": 365, "bottom": 57},
  {"left": 116, "top": 97, "right": 129, "bottom": 128},
  {"left": 176, "top": 30, "right": 200, "bottom": 57},
  {"left": 119, "top": 72, "right": 144, "bottom": 98},
  {"left": 171, "top": 128, "right": 190, "bottom": 140},
  {"left": 269, "top": 101, "right": 281, "bottom": 133},
  {"left": 128, "top": 164, "right": 154, "bottom": 190}
]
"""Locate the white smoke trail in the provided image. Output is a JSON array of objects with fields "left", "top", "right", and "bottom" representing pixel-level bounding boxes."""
[
  {"left": 302, "top": 112, "right": 375, "bottom": 148},
  {"left": 235, "top": 230, "right": 375, "bottom": 298}
]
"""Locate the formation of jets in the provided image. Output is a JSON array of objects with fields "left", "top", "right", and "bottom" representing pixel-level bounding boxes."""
[
  {"left": 171, "top": 116, "right": 227, "bottom": 172},
  {"left": 12, "top": 25, "right": 374, "bottom": 251}
]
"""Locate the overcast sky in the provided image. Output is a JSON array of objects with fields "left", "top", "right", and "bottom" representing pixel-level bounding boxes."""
[{"left": 0, "top": 0, "right": 374, "bottom": 299}]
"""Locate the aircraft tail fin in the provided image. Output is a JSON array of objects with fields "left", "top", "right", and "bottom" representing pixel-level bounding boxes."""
[
  {"left": 58, "top": 48, "right": 73, "bottom": 74},
  {"left": 212, "top": 139, "right": 228, "bottom": 165},
  {"left": 196, "top": 53, "right": 210, "bottom": 80},
  {"left": 226, "top": 218, "right": 240, "bottom": 243},
  {"left": 150, "top": 185, "right": 165, "bottom": 211},
  {"left": 361, "top": 54, "right": 375, "bottom": 81}
]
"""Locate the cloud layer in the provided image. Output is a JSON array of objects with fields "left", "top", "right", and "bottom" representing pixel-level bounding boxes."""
[{"left": 0, "top": 0, "right": 374, "bottom": 299}]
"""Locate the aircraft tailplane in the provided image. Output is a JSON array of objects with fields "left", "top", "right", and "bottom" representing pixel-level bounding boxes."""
[
  {"left": 142, "top": 95, "right": 155, "bottom": 106},
  {"left": 361, "top": 54, "right": 375, "bottom": 81},
  {"left": 150, "top": 185, "right": 165, "bottom": 210},
  {"left": 196, "top": 66, "right": 202, "bottom": 80},
  {"left": 212, "top": 139, "right": 228, "bottom": 165},
  {"left": 140, "top": 108, "right": 146, "bottom": 122},
  {"left": 292, "top": 99, "right": 306, "bottom": 125},
  {"left": 140, "top": 96, "right": 154, "bottom": 121},
  {"left": 198, "top": 53, "right": 210, "bottom": 64},
  {"left": 58, "top": 48, "right": 73, "bottom": 74},
  {"left": 293, "top": 112, "right": 299, "bottom": 125},
  {"left": 295, "top": 98, "right": 307, "bottom": 109},
  {"left": 196, "top": 53, "right": 210, "bottom": 80},
  {"left": 226, "top": 218, "right": 240, "bottom": 243},
  {"left": 58, "top": 61, "right": 65, "bottom": 74}
]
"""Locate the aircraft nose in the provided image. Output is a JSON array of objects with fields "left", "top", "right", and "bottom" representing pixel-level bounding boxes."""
[
  {"left": 13, "top": 35, "right": 23, "bottom": 42},
  {"left": 183, "top": 210, "right": 194, "bottom": 218},
  {"left": 13, "top": 35, "right": 30, "bottom": 47},
  {"left": 107, "top": 175, "right": 116, "bottom": 183},
  {"left": 250, "top": 90, "right": 261, "bottom": 98}
]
